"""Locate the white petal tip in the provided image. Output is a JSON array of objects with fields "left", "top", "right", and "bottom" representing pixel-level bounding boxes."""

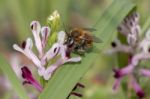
[
  {"left": 30, "top": 21, "right": 40, "bottom": 26},
  {"left": 12, "top": 44, "right": 23, "bottom": 52},
  {"left": 41, "top": 26, "right": 51, "bottom": 37},
  {"left": 30, "top": 21, "right": 41, "bottom": 32},
  {"left": 44, "top": 74, "right": 51, "bottom": 80},
  {"left": 66, "top": 57, "right": 82, "bottom": 63},
  {"left": 13, "top": 44, "right": 18, "bottom": 49}
]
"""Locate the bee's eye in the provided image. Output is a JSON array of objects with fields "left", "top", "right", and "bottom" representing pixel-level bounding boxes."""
[
  {"left": 68, "top": 37, "right": 74, "bottom": 45},
  {"left": 68, "top": 37, "right": 71, "bottom": 41}
]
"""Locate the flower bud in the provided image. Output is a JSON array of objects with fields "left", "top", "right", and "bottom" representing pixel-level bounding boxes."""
[{"left": 47, "top": 10, "right": 61, "bottom": 47}]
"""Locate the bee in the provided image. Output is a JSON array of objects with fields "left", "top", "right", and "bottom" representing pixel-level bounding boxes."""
[{"left": 64, "top": 28, "right": 101, "bottom": 55}]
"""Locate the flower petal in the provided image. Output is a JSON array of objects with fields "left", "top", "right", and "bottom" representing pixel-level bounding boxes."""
[
  {"left": 131, "top": 77, "right": 144, "bottom": 98},
  {"left": 117, "top": 23, "right": 130, "bottom": 36},
  {"left": 27, "top": 50, "right": 42, "bottom": 69},
  {"left": 133, "top": 12, "right": 140, "bottom": 24},
  {"left": 43, "top": 55, "right": 81, "bottom": 80},
  {"left": 113, "top": 64, "right": 134, "bottom": 78},
  {"left": 30, "top": 21, "right": 43, "bottom": 57},
  {"left": 37, "top": 67, "right": 45, "bottom": 76},
  {"left": 25, "top": 38, "right": 33, "bottom": 50},
  {"left": 41, "top": 26, "right": 50, "bottom": 48},
  {"left": 30, "top": 21, "right": 41, "bottom": 34},
  {"left": 139, "top": 69, "right": 150, "bottom": 77},
  {"left": 113, "top": 78, "right": 121, "bottom": 90},
  {"left": 13, "top": 39, "right": 42, "bottom": 72},
  {"left": 13, "top": 44, "right": 25, "bottom": 54},
  {"left": 21, "top": 66, "right": 43, "bottom": 92},
  {"left": 107, "top": 39, "right": 133, "bottom": 54},
  {"left": 43, "top": 59, "right": 63, "bottom": 80},
  {"left": 60, "top": 45, "right": 67, "bottom": 59},
  {"left": 127, "top": 34, "right": 137, "bottom": 46},
  {"left": 117, "top": 12, "right": 140, "bottom": 40},
  {"left": 132, "top": 52, "right": 150, "bottom": 65},
  {"left": 42, "top": 43, "right": 60, "bottom": 65},
  {"left": 57, "top": 31, "right": 66, "bottom": 44},
  {"left": 43, "top": 66, "right": 57, "bottom": 80},
  {"left": 64, "top": 57, "right": 81, "bottom": 63},
  {"left": 139, "top": 38, "right": 150, "bottom": 53}
]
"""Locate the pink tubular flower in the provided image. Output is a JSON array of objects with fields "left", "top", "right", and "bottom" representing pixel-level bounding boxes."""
[
  {"left": 109, "top": 11, "right": 150, "bottom": 99},
  {"left": 21, "top": 66, "right": 43, "bottom": 92},
  {"left": 112, "top": 51, "right": 150, "bottom": 98},
  {"left": 113, "top": 62, "right": 145, "bottom": 98}
]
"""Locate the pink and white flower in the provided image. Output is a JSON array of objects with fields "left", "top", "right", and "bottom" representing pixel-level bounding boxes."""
[{"left": 13, "top": 21, "right": 81, "bottom": 81}]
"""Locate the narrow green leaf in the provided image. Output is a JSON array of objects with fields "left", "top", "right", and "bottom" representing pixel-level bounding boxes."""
[
  {"left": 38, "top": 0, "right": 135, "bottom": 99},
  {"left": 0, "top": 55, "right": 28, "bottom": 99},
  {"left": 6, "top": 0, "right": 30, "bottom": 40}
]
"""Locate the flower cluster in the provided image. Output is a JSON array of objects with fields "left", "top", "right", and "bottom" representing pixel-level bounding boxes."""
[
  {"left": 13, "top": 11, "right": 81, "bottom": 92},
  {"left": 109, "top": 11, "right": 150, "bottom": 98}
]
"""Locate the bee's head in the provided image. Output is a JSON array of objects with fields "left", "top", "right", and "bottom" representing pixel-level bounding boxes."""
[{"left": 64, "top": 35, "right": 74, "bottom": 48}]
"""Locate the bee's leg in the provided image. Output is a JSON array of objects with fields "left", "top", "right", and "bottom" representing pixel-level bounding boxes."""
[{"left": 77, "top": 48, "right": 85, "bottom": 55}]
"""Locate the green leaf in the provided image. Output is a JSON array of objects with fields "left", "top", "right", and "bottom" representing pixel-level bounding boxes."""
[
  {"left": 38, "top": 0, "right": 135, "bottom": 99},
  {"left": 141, "top": 16, "right": 150, "bottom": 35},
  {"left": 0, "top": 55, "right": 28, "bottom": 99},
  {"left": 6, "top": 0, "right": 30, "bottom": 40}
]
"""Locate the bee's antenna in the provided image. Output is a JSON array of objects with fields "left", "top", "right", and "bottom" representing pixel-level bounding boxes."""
[{"left": 62, "top": 21, "right": 69, "bottom": 36}]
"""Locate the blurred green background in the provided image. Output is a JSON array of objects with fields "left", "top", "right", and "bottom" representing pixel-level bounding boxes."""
[{"left": 0, "top": 0, "right": 150, "bottom": 99}]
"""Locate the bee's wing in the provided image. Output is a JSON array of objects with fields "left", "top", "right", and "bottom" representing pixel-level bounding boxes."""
[
  {"left": 92, "top": 35, "right": 102, "bottom": 43},
  {"left": 80, "top": 35, "right": 102, "bottom": 43},
  {"left": 62, "top": 22, "right": 70, "bottom": 36},
  {"left": 82, "top": 28, "right": 97, "bottom": 32}
]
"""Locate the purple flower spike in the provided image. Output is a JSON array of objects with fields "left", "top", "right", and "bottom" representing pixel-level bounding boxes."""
[{"left": 21, "top": 66, "right": 43, "bottom": 92}]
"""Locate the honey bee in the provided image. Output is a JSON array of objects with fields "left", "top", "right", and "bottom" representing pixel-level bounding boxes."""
[{"left": 64, "top": 28, "right": 101, "bottom": 55}]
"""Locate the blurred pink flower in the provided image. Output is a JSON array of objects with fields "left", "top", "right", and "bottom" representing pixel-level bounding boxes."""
[{"left": 109, "top": 11, "right": 150, "bottom": 98}]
